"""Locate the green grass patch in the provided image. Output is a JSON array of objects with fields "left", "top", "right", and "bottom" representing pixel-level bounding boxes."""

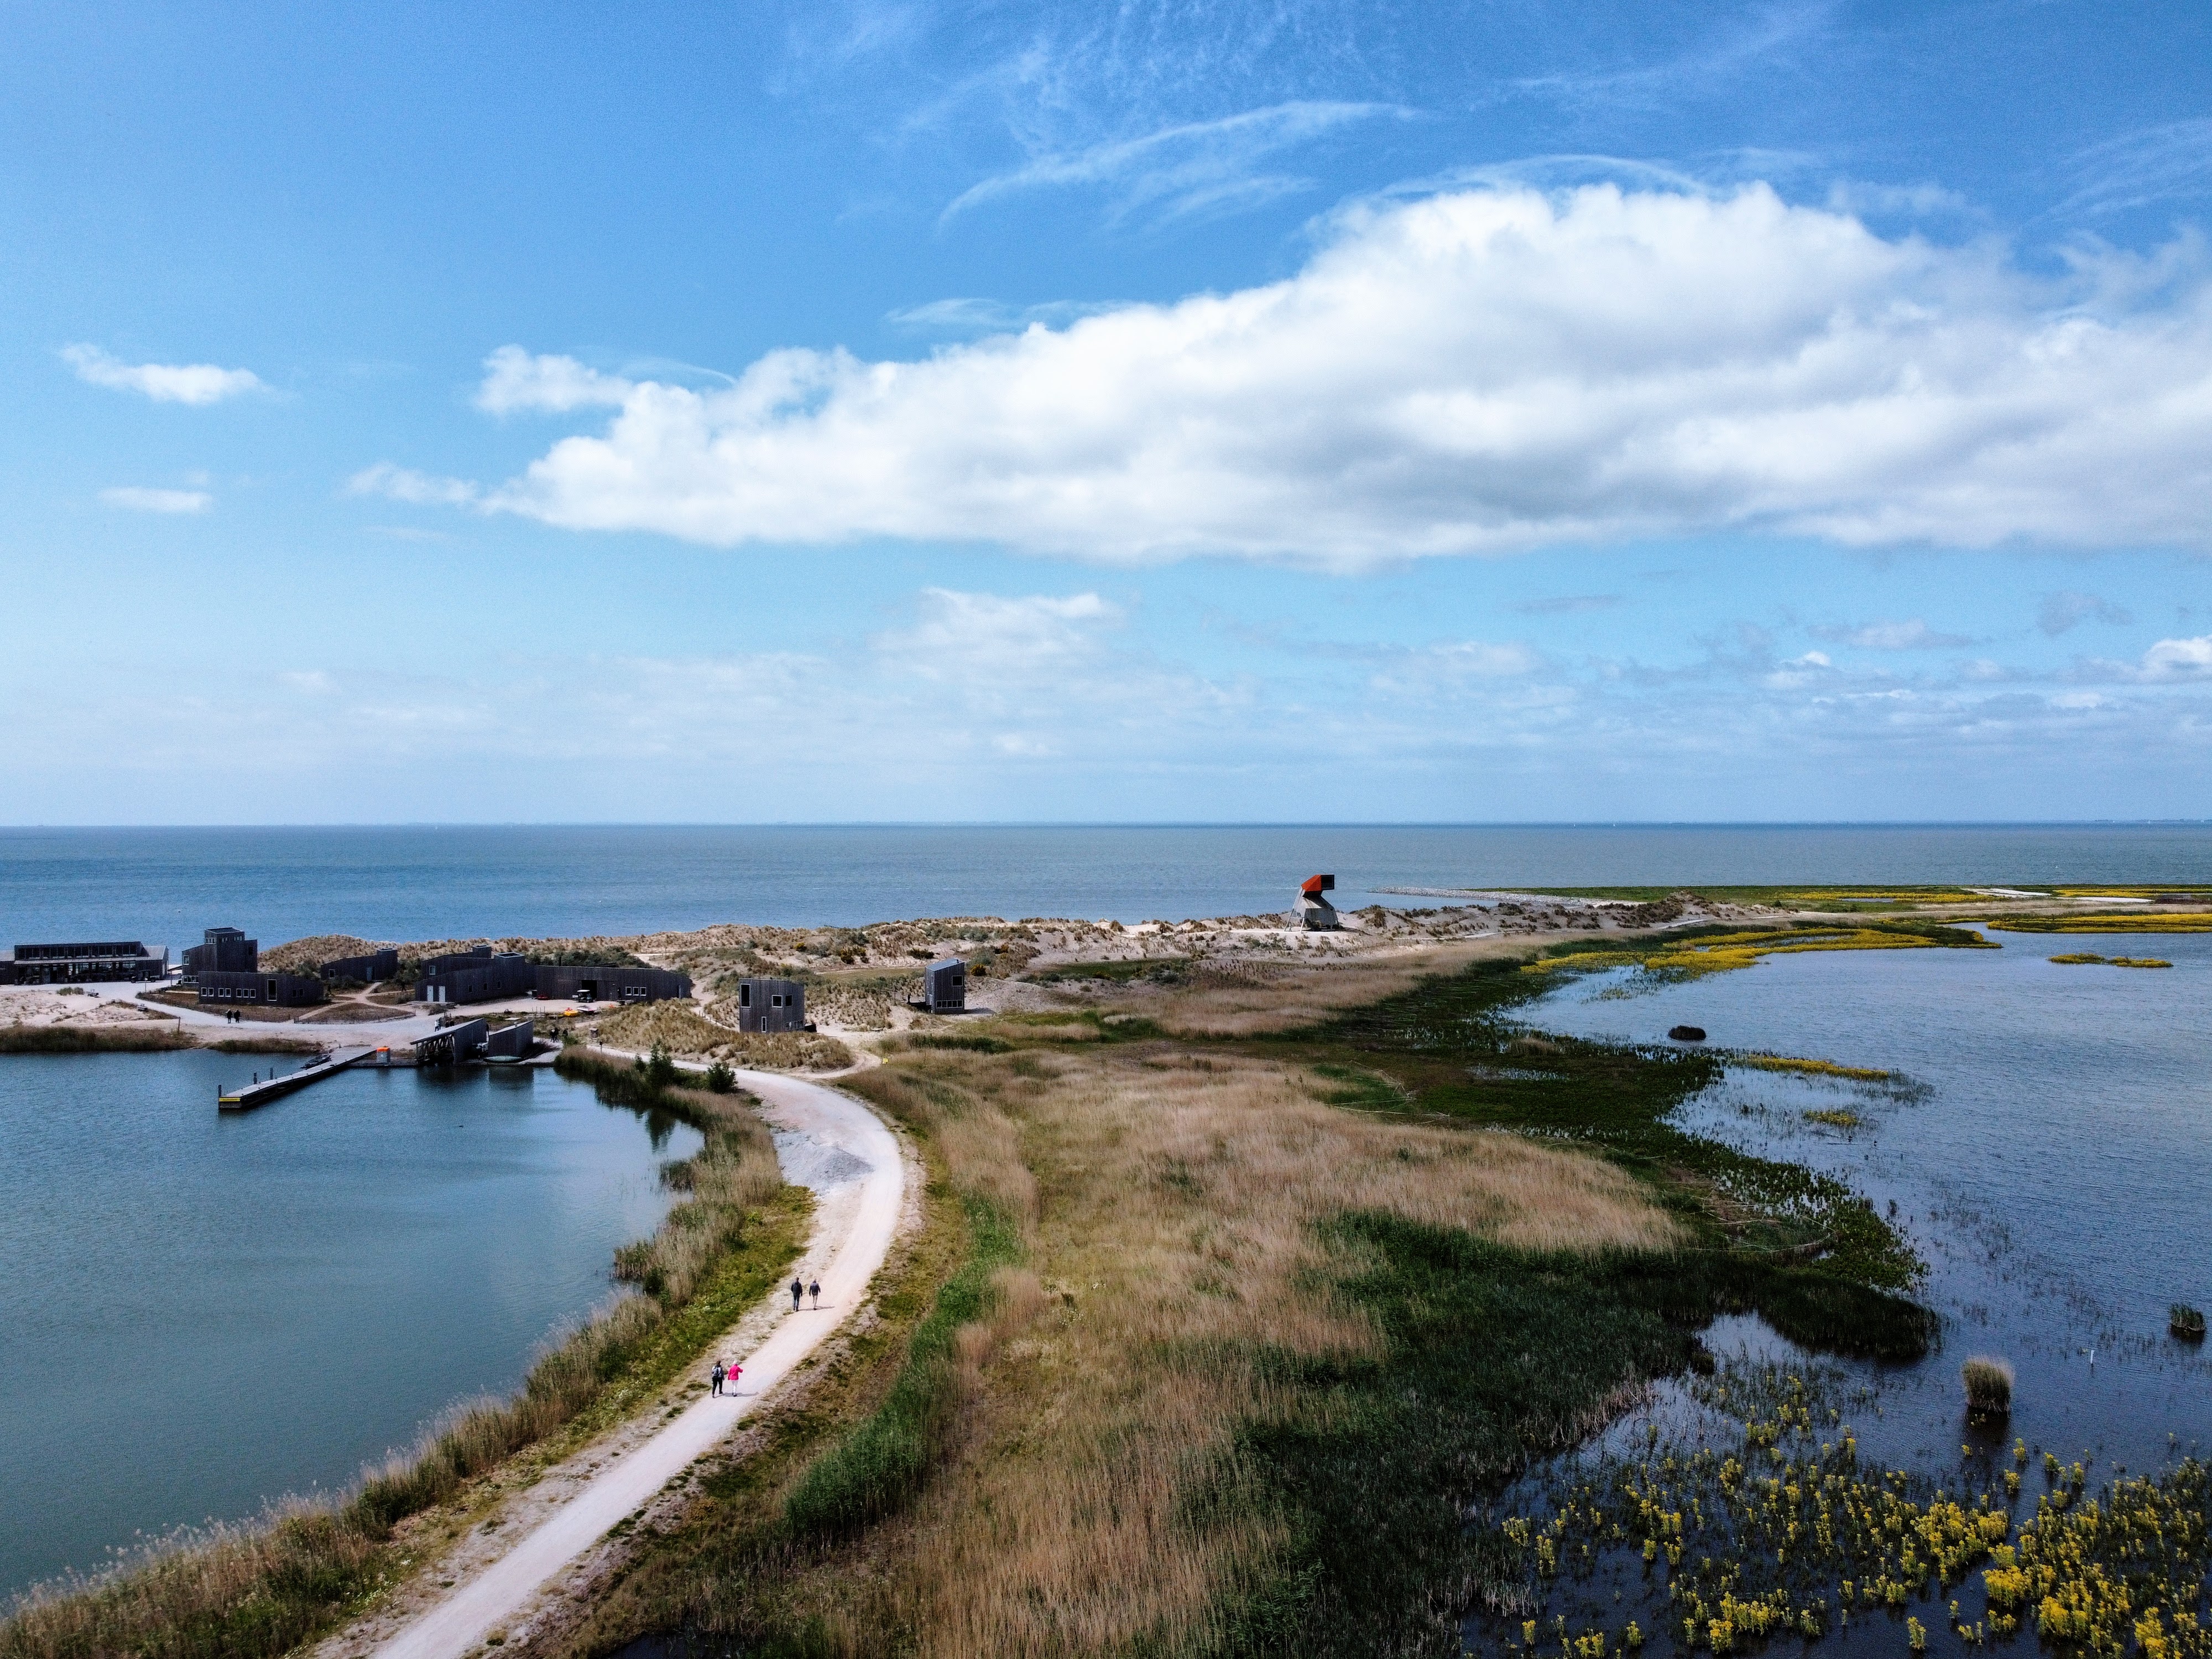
[
  {"left": 1309, "top": 1062, "right": 1407, "bottom": 1111},
  {"left": 901, "top": 1032, "right": 1015, "bottom": 1053},
  {"left": 782, "top": 1195, "right": 1022, "bottom": 1537},
  {"left": 1026, "top": 957, "right": 1189, "bottom": 984}
]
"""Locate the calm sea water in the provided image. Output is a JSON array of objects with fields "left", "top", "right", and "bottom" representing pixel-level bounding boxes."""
[
  {"left": 0, "top": 1057, "right": 697, "bottom": 1599},
  {"left": 1478, "top": 933, "right": 2212, "bottom": 1655},
  {"left": 2, "top": 823, "right": 2209, "bottom": 947}
]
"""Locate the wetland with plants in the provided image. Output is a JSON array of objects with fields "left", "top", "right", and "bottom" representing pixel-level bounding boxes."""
[{"left": 3, "top": 868, "right": 2209, "bottom": 1659}]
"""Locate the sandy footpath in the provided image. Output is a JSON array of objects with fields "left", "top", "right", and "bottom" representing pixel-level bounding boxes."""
[{"left": 336, "top": 1070, "right": 903, "bottom": 1659}]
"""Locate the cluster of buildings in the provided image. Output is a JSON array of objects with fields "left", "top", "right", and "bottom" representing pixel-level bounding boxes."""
[
  {"left": 415, "top": 947, "right": 690, "bottom": 1008},
  {"left": 1, "top": 925, "right": 691, "bottom": 1013}
]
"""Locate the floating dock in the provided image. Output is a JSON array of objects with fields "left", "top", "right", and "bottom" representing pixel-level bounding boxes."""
[{"left": 218, "top": 1046, "right": 379, "bottom": 1112}]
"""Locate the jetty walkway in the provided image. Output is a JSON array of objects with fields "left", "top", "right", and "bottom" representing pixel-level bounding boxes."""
[{"left": 217, "top": 1045, "right": 380, "bottom": 1110}]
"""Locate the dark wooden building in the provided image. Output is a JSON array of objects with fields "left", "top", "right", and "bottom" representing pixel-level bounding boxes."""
[
  {"left": 730, "top": 977, "right": 806, "bottom": 1032},
  {"left": 320, "top": 948, "right": 399, "bottom": 984},
  {"left": 182, "top": 927, "right": 257, "bottom": 976},
  {"left": 923, "top": 957, "right": 967, "bottom": 1014},
  {"left": 2, "top": 941, "right": 169, "bottom": 984},
  {"left": 197, "top": 970, "right": 326, "bottom": 1007},
  {"left": 536, "top": 963, "right": 690, "bottom": 1004}
]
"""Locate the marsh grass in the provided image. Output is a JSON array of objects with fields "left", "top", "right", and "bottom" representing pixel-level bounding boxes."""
[
  {"left": 0, "top": 1024, "right": 191, "bottom": 1053},
  {"left": 2172, "top": 1305, "right": 2206, "bottom": 1340},
  {"left": 564, "top": 956, "right": 1931, "bottom": 1659},
  {"left": 1962, "top": 1355, "right": 2015, "bottom": 1417},
  {"left": 1519, "top": 921, "right": 1997, "bottom": 985},
  {"left": 2048, "top": 952, "right": 2173, "bottom": 968},
  {"left": 1995, "top": 913, "right": 2212, "bottom": 934},
  {"left": 0, "top": 1052, "right": 800, "bottom": 1659},
  {"left": 1738, "top": 1054, "right": 1892, "bottom": 1082}
]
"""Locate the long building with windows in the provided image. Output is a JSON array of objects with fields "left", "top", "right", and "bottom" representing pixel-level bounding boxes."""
[
  {"left": 1, "top": 941, "right": 169, "bottom": 984},
  {"left": 197, "top": 970, "right": 326, "bottom": 1007}
]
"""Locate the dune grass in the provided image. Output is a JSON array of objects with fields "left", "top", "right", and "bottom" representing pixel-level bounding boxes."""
[
  {"left": 601, "top": 999, "right": 854, "bottom": 1071},
  {"left": 0, "top": 1056, "right": 800, "bottom": 1659}
]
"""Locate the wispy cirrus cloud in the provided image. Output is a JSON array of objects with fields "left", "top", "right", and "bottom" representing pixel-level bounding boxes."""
[
  {"left": 101, "top": 486, "right": 212, "bottom": 514},
  {"left": 943, "top": 100, "right": 1404, "bottom": 225},
  {"left": 2060, "top": 118, "right": 2212, "bottom": 217},
  {"left": 63, "top": 345, "right": 264, "bottom": 405}
]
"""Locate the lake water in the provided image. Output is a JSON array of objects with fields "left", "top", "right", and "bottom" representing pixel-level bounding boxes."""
[
  {"left": 0, "top": 1055, "right": 697, "bottom": 1600},
  {"left": 1474, "top": 931, "right": 2212, "bottom": 1653},
  {"left": 2, "top": 823, "right": 2209, "bottom": 948}
]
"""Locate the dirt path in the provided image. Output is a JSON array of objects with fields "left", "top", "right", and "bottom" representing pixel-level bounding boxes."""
[{"left": 361, "top": 1070, "right": 903, "bottom": 1659}]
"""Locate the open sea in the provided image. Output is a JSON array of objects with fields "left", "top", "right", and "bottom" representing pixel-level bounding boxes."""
[{"left": 3, "top": 823, "right": 2210, "bottom": 946}]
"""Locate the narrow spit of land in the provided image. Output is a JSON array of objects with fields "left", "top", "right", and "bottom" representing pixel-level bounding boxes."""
[{"left": 320, "top": 1070, "right": 904, "bottom": 1659}]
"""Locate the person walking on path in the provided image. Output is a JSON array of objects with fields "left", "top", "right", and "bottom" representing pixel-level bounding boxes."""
[
  {"left": 809, "top": 1278, "right": 821, "bottom": 1310},
  {"left": 711, "top": 1360, "right": 726, "bottom": 1396},
  {"left": 791, "top": 1276, "right": 805, "bottom": 1311}
]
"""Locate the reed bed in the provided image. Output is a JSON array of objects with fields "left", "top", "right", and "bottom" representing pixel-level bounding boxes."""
[
  {"left": 0, "top": 1022, "right": 191, "bottom": 1053},
  {"left": 1962, "top": 1355, "right": 2015, "bottom": 1418},
  {"left": 2048, "top": 952, "right": 2173, "bottom": 968}
]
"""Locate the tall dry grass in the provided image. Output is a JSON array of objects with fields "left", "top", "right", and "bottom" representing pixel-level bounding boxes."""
[
  {"left": 810, "top": 1040, "right": 1679, "bottom": 1657},
  {"left": 596, "top": 1000, "right": 853, "bottom": 1071}
]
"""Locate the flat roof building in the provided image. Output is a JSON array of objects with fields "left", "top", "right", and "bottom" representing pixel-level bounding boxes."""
[
  {"left": 198, "top": 970, "right": 325, "bottom": 1007},
  {"left": 1, "top": 941, "right": 170, "bottom": 984},
  {"left": 923, "top": 957, "right": 967, "bottom": 1014},
  {"left": 730, "top": 977, "right": 806, "bottom": 1032},
  {"left": 417, "top": 948, "right": 536, "bottom": 1006},
  {"left": 320, "top": 948, "right": 398, "bottom": 984},
  {"left": 536, "top": 963, "right": 690, "bottom": 1005}
]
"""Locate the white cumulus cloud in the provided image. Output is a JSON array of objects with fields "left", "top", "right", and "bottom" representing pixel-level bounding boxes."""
[
  {"left": 455, "top": 183, "right": 2212, "bottom": 568},
  {"left": 101, "top": 486, "right": 212, "bottom": 514},
  {"left": 2142, "top": 635, "right": 2212, "bottom": 677},
  {"left": 64, "top": 345, "right": 264, "bottom": 405},
  {"left": 474, "top": 346, "right": 634, "bottom": 414}
]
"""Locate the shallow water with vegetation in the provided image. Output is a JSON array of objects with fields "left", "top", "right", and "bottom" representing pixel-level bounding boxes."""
[
  {"left": 1474, "top": 931, "right": 2212, "bottom": 1655},
  {"left": 0, "top": 1053, "right": 699, "bottom": 1600}
]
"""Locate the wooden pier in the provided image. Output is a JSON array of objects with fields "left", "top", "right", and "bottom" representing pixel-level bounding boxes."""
[{"left": 218, "top": 1046, "right": 380, "bottom": 1112}]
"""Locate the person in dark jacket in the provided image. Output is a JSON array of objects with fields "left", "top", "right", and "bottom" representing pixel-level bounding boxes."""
[
  {"left": 791, "top": 1275, "right": 805, "bottom": 1310},
  {"left": 809, "top": 1278, "right": 821, "bottom": 1310},
  {"left": 711, "top": 1359, "right": 726, "bottom": 1395}
]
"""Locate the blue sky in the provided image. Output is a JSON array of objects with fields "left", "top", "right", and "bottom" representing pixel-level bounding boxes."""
[{"left": 6, "top": 0, "right": 2211, "bottom": 824}]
